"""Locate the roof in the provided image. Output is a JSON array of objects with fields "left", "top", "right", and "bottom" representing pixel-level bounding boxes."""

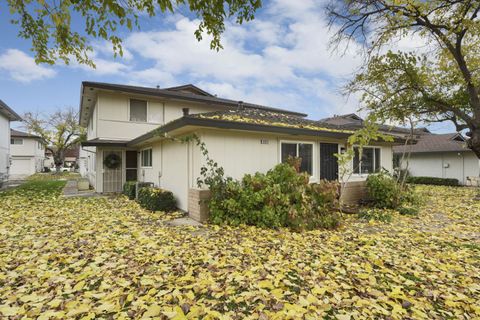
[
  {"left": 393, "top": 133, "right": 470, "bottom": 154},
  {"left": 82, "top": 138, "right": 129, "bottom": 147},
  {"left": 10, "top": 129, "right": 41, "bottom": 139},
  {"left": 0, "top": 99, "right": 22, "bottom": 121},
  {"left": 164, "top": 84, "right": 214, "bottom": 97},
  {"left": 79, "top": 81, "right": 307, "bottom": 127},
  {"left": 127, "top": 109, "right": 407, "bottom": 147},
  {"left": 320, "top": 113, "right": 430, "bottom": 136}
]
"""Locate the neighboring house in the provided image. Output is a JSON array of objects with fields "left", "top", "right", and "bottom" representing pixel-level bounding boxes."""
[
  {"left": 79, "top": 82, "right": 404, "bottom": 211},
  {"left": 393, "top": 132, "right": 480, "bottom": 185},
  {"left": 64, "top": 146, "right": 80, "bottom": 168},
  {"left": 0, "top": 100, "right": 22, "bottom": 184},
  {"left": 9, "top": 129, "right": 46, "bottom": 179}
]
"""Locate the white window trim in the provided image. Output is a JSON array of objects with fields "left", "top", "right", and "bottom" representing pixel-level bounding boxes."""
[
  {"left": 352, "top": 146, "right": 381, "bottom": 176},
  {"left": 140, "top": 148, "right": 153, "bottom": 168},
  {"left": 128, "top": 98, "right": 149, "bottom": 123},
  {"left": 11, "top": 138, "right": 24, "bottom": 145},
  {"left": 279, "top": 140, "right": 316, "bottom": 179}
]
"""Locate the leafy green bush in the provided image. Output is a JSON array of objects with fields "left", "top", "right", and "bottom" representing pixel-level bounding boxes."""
[
  {"left": 358, "top": 208, "right": 393, "bottom": 223},
  {"left": 366, "top": 172, "right": 402, "bottom": 209},
  {"left": 406, "top": 176, "right": 459, "bottom": 186},
  {"left": 137, "top": 187, "right": 177, "bottom": 212},
  {"left": 123, "top": 181, "right": 137, "bottom": 200},
  {"left": 206, "top": 163, "right": 340, "bottom": 230}
]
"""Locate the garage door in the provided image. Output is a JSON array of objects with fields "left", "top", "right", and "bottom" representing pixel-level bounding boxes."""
[{"left": 10, "top": 158, "right": 33, "bottom": 178}]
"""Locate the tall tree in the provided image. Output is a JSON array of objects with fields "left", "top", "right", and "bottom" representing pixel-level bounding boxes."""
[
  {"left": 4, "top": 0, "right": 262, "bottom": 67},
  {"left": 327, "top": 0, "right": 480, "bottom": 158},
  {"left": 23, "top": 108, "right": 85, "bottom": 172}
]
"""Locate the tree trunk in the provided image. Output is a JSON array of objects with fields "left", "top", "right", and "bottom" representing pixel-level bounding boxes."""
[
  {"left": 54, "top": 149, "right": 65, "bottom": 173},
  {"left": 467, "top": 128, "right": 480, "bottom": 159}
]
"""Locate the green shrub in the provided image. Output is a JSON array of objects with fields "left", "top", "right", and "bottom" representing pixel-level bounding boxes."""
[
  {"left": 366, "top": 172, "right": 402, "bottom": 209},
  {"left": 207, "top": 162, "right": 340, "bottom": 230},
  {"left": 123, "top": 181, "right": 137, "bottom": 200},
  {"left": 358, "top": 208, "right": 393, "bottom": 223},
  {"left": 406, "top": 176, "right": 459, "bottom": 186},
  {"left": 137, "top": 187, "right": 177, "bottom": 212}
]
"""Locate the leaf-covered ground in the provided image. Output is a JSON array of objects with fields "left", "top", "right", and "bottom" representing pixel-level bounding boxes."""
[{"left": 0, "top": 181, "right": 479, "bottom": 319}]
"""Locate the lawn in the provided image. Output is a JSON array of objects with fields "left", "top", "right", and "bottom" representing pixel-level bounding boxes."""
[{"left": 0, "top": 181, "right": 479, "bottom": 319}]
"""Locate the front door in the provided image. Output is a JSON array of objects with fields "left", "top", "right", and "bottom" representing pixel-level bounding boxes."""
[
  {"left": 320, "top": 143, "right": 339, "bottom": 181},
  {"left": 125, "top": 151, "right": 138, "bottom": 182},
  {"left": 103, "top": 150, "right": 123, "bottom": 192}
]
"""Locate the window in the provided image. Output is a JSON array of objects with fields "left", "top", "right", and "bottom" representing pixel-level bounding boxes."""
[
  {"left": 141, "top": 149, "right": 152, "bottom": 167},
  {"left": 11, "top": 138, "right": 23, "bottom": 145},
  {"left": 130, "top": 99, "right": 147, "bottom": 122},
  {"left": 353, "top": 147, "right": 381, "bottom": 174},
  {"left": 281, "top": 142, "right": 313, "bottom": 175},
  {"left": 37, "top": 141, "right": 43, "bottom": 149}
]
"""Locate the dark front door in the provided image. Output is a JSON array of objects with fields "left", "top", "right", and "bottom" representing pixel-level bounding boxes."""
[
  {"left": 125, "top": 151, "right": 138, "bottom": 181},
  {"left": 320, "top": 143, "right": 339, "bottom": 181}
]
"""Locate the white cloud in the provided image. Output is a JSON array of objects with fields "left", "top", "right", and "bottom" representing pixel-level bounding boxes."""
[{"left": 0, "top": 49, "right": 56, "bottom": 83}]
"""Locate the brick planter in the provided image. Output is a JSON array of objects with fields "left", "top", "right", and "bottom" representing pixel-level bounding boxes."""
[
  {"left": 340, "top": 181, "right": 367, "bottom": 204},
  {"left": 188, "top": 188, "right": 211, "bottom": 222}
]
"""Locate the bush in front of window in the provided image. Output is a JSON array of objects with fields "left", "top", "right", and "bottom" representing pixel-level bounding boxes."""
[
  {"left": 123, "top": 181, "right": 137, "bottom": 200},
  {"left": 366, "top": 172, "right": 402, "bottom": 209},
  {"left": 137, "top": 187, "right": 177, "bottom": 212},
  {"left": 406, "top": 176, "right": 459, "bottom": 186},
  {"left": 207, "top": 162, "right": 341, "bottom": 230}
]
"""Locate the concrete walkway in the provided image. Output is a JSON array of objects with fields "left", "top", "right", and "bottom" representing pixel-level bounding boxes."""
[{"left": 62, "top": 180, "right": 99, "bottom": 198}]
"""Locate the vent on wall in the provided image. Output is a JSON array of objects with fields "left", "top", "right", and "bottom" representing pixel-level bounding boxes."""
[{"left": 260, "top": 139, "right": 269, "bottom": 144}]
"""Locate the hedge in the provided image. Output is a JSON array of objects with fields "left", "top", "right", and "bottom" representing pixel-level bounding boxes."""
[
  {"left": 123, "top": 181, "right": 137, "bottom": 200},
  {"left": 137, "top": 186, "right": 177, "bottom": 212},
  {"left": 406, "top": 176, "right": 459, "bottom": 186}
]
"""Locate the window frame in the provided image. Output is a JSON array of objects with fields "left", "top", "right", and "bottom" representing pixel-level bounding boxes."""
[
  {"left": 140, "top": 148, "right": 153, "bottom": 168},
  {"left": 352, "top": 146, "right": 382, "bottom": 175},
  {"left": 11, "top": 138, "right": 23, "bottom": 145},
  {"left": 279, "top": 140, "right": 315, "bottom": 176},
  {"left": 129, "top": 98, "right": 149, "bottom": 123}
]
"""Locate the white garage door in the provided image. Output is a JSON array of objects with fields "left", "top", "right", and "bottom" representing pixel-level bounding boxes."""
[{"left": 10, "top": 158, "right": 33, "bottom": 178}]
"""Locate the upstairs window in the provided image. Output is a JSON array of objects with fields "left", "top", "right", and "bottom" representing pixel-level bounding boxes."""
[
  {"left": 37, "top": 141, "right": 43, "bottom": 149},
  {"left": 141, "top": 149, "right": 152, "bottom": 167},
  {"left": 130, "top": 99, "right": 147, "bottom": 122},
  {"left": 353, "top": 147, "right": 381, "bottom": 174},
  {"left": 11, "top": 138, "right": 23, "bottom": 145},
  {"left": 280, "top": 142, "right": 313, "bottom": 175}
]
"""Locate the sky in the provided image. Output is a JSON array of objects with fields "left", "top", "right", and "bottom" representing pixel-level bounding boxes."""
[{"left": 0, "top": 0, "right": 455, "bottom": 132}]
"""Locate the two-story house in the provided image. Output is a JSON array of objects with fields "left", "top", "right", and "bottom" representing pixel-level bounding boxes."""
[
  {"left": 0, "top": 100, "right": 22, "bottom": 185},
  {"left": 79, "top": 82, "right": 402, "bottom": 211},
  {"left": 9, "top": 129, "right": 46, "bottom": 179}
]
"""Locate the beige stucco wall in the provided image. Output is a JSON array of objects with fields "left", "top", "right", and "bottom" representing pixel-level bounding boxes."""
[
  {"left": 92, "top": 93, "right": 224, "bottom": 141},
  {"left": 136, "top": 129, "right": 395, "bottom": 211},
  {"left": 405, "top": 151, "right": 480, "bottom": 185},
  {"left": 0, "top": 114, "right": 10, "bottom": 179}
]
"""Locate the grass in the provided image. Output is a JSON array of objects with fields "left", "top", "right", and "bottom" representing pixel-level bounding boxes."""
[
  {"left": 0, "top": 183, "right": 479, "bottom": 319},
  {"left": 27, "top": 172, "right": 81, "bottom": 181},
  {"left": 0, "top": 180, "right": 65, "bottom": 197}
]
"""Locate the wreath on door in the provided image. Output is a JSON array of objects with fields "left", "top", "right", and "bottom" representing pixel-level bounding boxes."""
[{"left": 103, "top": 153, "right": 121, "bottom": 169}]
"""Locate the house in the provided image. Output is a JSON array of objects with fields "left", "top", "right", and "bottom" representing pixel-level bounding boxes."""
[
  {"left": 79, "top": 82, "right": 404, "bottom": 212},
  {"left": 45, "top": 146, "right": 80, "bottom": 169},
  {"left": 0, "top": 99, "right": 22, "bottom": 185},
  {"left": 9, "top": 129, "right": 46, "bottom": 179},
  {"left": 393, "top": 132, "right": 480, "bottom": 185}
]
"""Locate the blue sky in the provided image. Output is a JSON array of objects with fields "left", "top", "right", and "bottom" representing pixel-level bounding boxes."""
[{"left": 0, "top": 0, "right": 455, "bottom": 132}]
